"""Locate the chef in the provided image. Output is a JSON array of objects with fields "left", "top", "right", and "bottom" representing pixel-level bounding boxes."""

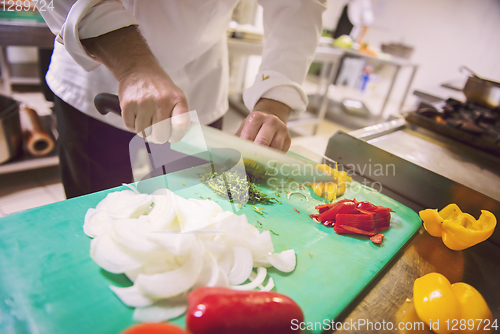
[{"left": 38, "top": 0, "right": 326, "bottom": 198}]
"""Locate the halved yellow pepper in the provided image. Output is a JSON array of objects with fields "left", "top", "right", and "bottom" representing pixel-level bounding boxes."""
[
  {"left": 419, "top": 204, "right": 497, "bottom": 251},
  {"left": 451, "top": 282, "right": 493, "bottom": 334},
  {"left": 414, "top": 273, "right": 461, "bottom": 334},
  {"left": 419, "top": 209, "right": 443, "bottom": 237},
  {"left": 309, "top": 164, "right": 352, "bottom": 202},
  {"left": 413, "top": 273, "right": 493, "bottom": 334}
]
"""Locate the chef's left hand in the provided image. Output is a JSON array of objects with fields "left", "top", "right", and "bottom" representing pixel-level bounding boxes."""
[{"left": 236, "top": 98, "right": 292, "bottom": 152}]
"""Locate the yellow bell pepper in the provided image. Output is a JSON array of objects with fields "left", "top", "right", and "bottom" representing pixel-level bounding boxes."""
[
  {"left": 309, "top": 164, "right": 352, "bottom": 202},
  {"left": 419, "top": 204, "right": 497, "bottom": 251},
  {"left": 451, "top": 283, "right": 494, "bottom": 334},
  {"left": 413, "top": 273, "right": 493, "bottom": 334},
  {"left": 414, "top": 273, "right": 462, "bottom": 334}
]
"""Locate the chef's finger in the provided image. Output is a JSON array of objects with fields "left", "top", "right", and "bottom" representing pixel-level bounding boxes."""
[
  {"left": 282, "top": 136, "right": 291, "bottom": 152},
  {"left": 121, "top": 101, "right": 138, "bottom": 132},
  {"left": 149, "top": 113, "right": 171, "bottom": 144},
  {"left": 239, "top": 111, "right": 266, "bottom": 142},
  {"left": 168, "top": 100, "right": 190, "bottom": 144},
  {"left": 135, "top": 100, "right": 155, "bottom": 137},
  {"left": 269, "top": 128, "right": 289, "bottom": 151},
  {"left": 254, "top": 120, "right": 278, "bottom": 147}
]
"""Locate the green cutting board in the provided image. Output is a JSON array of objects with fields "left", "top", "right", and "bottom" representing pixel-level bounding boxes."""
[{"left": 0, "top": 168, "right": 421, "bottom": 334}]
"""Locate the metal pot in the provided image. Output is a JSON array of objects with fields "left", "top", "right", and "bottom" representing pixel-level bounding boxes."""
[
  {"left": 0, "top": 95, "right": 22, "bottom": 164},
  {"left": 460, "top": 66, "right": 500, "bottom": 109}
]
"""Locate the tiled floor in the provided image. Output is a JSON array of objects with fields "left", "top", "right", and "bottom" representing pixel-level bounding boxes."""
[{"left": 0, "top": 166, "right": 65, "bottom": 216}]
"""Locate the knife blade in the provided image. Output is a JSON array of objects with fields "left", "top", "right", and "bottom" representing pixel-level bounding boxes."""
[{"left": 94, "top": 93, "right": 335, "bottom": 183}]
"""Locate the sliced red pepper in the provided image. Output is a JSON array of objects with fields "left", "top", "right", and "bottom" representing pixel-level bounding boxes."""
[
  {"left": 356, "top": 201, "right": 378, "bottom": 211},
  {"left": 357, "top": 201, "right": 395, "bottom": 214},
  {"left": 312, "top": 199, "right": 394, "bottom": 242},
  {"left": 335, "top": 212, "right": 391, "bottom": 234},
  {"left": 309, "top": 214, "right": 320, "bottom": 220},
  {"left": 370, "top": 233, "right": 385, "bottom": 244},
  {"left": 334, "top": 224, "right": 377, "bottom": 236},
  {"left": 318, "top": 199, "right": 359, "bottom": 223},
  {"left": 315, "top": 203, "right": 334, "bottom": 214},
  {"left": 294, "top": 208, "right": 300, "bottom": 214}
]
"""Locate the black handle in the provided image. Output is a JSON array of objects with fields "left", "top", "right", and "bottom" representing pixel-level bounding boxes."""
[{"left": 94, "top": 93, "right": 122, "bottom": 116}]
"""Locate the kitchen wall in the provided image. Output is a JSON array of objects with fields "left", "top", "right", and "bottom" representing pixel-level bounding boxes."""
[{"left": 323, "top": 0, "right": 500, "bottom": 92}]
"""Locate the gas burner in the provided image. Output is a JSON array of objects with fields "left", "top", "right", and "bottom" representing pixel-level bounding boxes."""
[{"left": 405, "top": 99, "right": 500, "bottom": 155}]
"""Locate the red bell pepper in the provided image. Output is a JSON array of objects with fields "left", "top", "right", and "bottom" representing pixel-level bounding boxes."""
[
  {"left": 318, "top": 199, "right": 359, "bottom": 222},
  {"left": 310, "top": 199, "right": 394, "bottom": 244},
  {"left": 121, "top": 323, "right": 189, "bottom": 334},
  {"left": 186, "top": 287, "right": 303, "bottom": 334},
  {"left": 314, "top": 203, "right": 333, "bottom": 214},
  {"left": 370, "top": 234, "right": 385, "bottom": 244}
]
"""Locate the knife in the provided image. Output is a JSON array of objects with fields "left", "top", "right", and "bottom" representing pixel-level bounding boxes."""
[{"left": 94, "top": 93, "right": 335, "bottom": 183}]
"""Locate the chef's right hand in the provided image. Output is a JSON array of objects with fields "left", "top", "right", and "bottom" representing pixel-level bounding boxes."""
[{"left": 117, "top": 65, "right": 190, "bottom": 144}]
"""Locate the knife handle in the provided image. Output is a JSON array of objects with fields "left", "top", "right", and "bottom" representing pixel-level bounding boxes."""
[{"left": 94, "top": 93, "right": 122, "bottom": 116}]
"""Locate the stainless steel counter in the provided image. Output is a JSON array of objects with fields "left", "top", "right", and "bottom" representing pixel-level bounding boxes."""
[
  {"left": 351, "top": 118, "right": 500, "bottom": 202},
  {"left": 320, "top": 119, "right": 500, "bottom": 333}
]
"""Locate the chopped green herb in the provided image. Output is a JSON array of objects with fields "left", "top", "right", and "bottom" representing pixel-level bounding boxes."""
[
  {"left": 257, "top": 220, "right": 263, "bottom": 227},
  {"left": 182, "top": 183, "right": 185, "bottom": 186},
  {"left": 200, "top": 169, "right": 280, "bottom": 205},
  {"left": 309, "top": 253, "right": 313, "bottom": 259},
  {"left": 252, "top": 207, "right": 264, "bottom": 215},
  {"left": 270, "top": 230, "right": 279, "bottom": 236}
]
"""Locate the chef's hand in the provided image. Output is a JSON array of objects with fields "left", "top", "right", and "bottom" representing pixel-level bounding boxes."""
[
  {"left": 81, "top": 26, "right": 190, "bottom": 144},
  {"left": 117, "top": 65, "right": 189, "bottom": 143},
  {"left": 236, "top": 98, "right": 292, "bottom": 152}
]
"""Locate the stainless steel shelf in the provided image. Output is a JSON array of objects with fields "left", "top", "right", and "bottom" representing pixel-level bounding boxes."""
[{"left": 0, "top": 154, "right": 58, "bottom": 175}]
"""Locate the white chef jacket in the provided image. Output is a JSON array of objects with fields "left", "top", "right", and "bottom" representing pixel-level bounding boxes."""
[
  {"left": 347, "top": 0, "right": 374, "bottom": 40},
  {"left": 39, "top": 0, "right": 326, "bottom": 131}
]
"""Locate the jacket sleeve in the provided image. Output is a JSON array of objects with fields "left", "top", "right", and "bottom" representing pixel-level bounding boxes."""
[
  {"left": 37, "top": 0, "right": 138, "bottom": 71},
  {"left": 243, "top": 0, "right": 327, "bottom": 113}
]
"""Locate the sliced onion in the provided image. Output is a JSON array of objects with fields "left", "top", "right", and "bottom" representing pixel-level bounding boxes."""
[
  {"left": 125, "top": 268, "right": 141, "bottom": 283},
  {"left": 172, "top": 194, "right": 223, "bottom": 232},
  {"left": 192, "top": 252, "right": 217, "bottom": 289},
  {"left": 205, "top": 253, "right": 220, "bottom": 287},
  {"left": 140, "top": 252, "right": 181, "bottom": 275},
  {"left": 259, "top": 277, "right": 275, "bottom": 292},
  {"left": 215, "top": 267, "right": 229, "bottom": 288},
  {"left": 90, "top": 235, "right": 146, "bottom": 274},
  {"left": 148, "top": 190, "right": 177, "bottom": 230},
  {"left": 83, "top": 208, "right": 112, "bottom": 238},
  {"left": 122, "top": 183, "right": 140, "bottom": 194},
  {"left": 228, "top": 247, "right": 253, "bottom": 285},
  {"left": 267, "top": 249, "right": 296, "bottom": 273},
  {"left": 147, "top": 232, "right": 196, "bottom": 256},
  {"left": 231, "top": 267, "right": 267, "bottom": 291},
  {"left": 110, "top": 218, "right": 160, "bottom": 253},
  {"left": 84, "top": 187, "right": 298, "bottom": 322},
  {"left": 97, "top": 190, "right": 153, "bottom": 219},
  {"left": 133, "top": 298, "right": 187, "bottom": 322},
  {"left": 109, "top": 284, "right": 156, "bottom": 307},
  {"left": 135, "top": 241, "right": 204, "bottom": 298}
]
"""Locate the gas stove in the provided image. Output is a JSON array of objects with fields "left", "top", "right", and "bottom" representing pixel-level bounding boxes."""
[{"left": 406, "top": 99, "right": 500, "bottom": 156}]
